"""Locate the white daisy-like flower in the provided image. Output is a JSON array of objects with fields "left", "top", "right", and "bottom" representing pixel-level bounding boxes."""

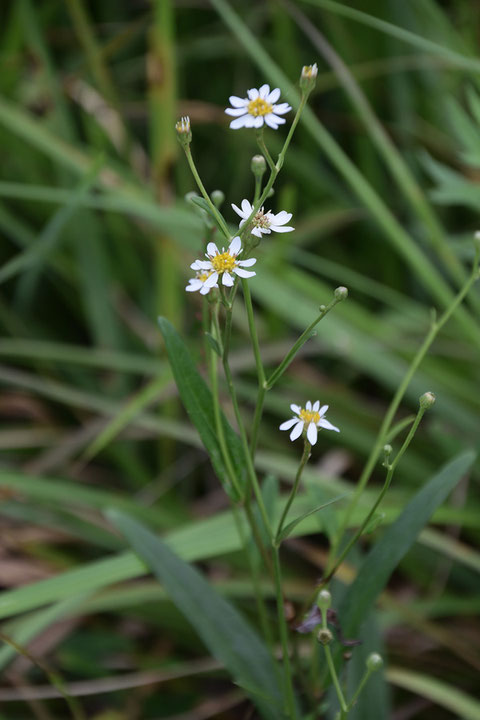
[
  {"left": 225, "top": 84, "right": 292, "bottom": 130},
  {"left": 190, "top": 236, "right": 256, "bottom": 288},
  {"left": 185, "top": 269, "right": 218, "bottom": 295},
  {"left": 231, "top": 199, "right": 294, "bottom": 238},
  {"left": 279, "top": 401, "right": 340, "bottom": 445}
]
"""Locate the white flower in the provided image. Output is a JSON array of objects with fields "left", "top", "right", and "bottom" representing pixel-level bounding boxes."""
[
  {"left": 231, "top": 199, "right": 294, "bottom": 238},
  {"left": 185, "top": 269, "right": 218, "bottom": 295},
  {"left": 191, "top": 236, "right": 256, "bottom": 288},
  {"left": 279, "top": 401, "right": 340, "bottom": 445},
  {"left": 225, "top": 84, "right": 292, "bottom": 130}
]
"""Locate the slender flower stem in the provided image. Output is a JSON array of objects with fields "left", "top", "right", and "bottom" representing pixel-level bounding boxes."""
[
  {"left": 347, "top": 666, "right": 374, "bottom": 712},
  {"left": 254, "top": 173, "right": 262, "bottom": 204},
  {"left": 276, "top": 440, "right": 311, "bottom": 543},
  {"left": 272, "top": 545, "right": 298, "bottom": 719},
  {"left": 256, "top": 128, "right": 276, "bottom": 172},
  {"left": 242, "top": 279, "right": 267, "bottom": 456},
  {"left": 183, "top": 146, "right": 230, "bottom": 239},
  {"left": 267, "top": 291, "right": 345, "bottom": 389},
  {"left": 324, "top": 645, "right": 348, "bottom": 715},
  {"left": 326, "top": 246, "right": 480, "bottom": 577}
]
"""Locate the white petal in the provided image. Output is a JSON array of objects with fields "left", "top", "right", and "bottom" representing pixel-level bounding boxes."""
[
  {"left": 203, "top": 272, "right": 219, "bottom": 288},
  {"left": 320, "top": 405, "right": 329, "bottom": 416},
  {"left": 306, "top": 401, "right": 312, "bottom": 410},
  {"left": 318, "top": 418, "right": 340, "bottom": 433},
  {"left": 186, "top": 279, "right": 203, "bottom": 292},
  {"left": 272, "top": 103, "right": 291, "bottom": 115},
  {"left": 251, "top": 226, "right": 263, "bottom": 237},
  {"left": 259, "top": 83, "right": 270, "bottom": 98},
  {"left": 241, "top": 199, "right": 253, "bottom": 215},
  {"left": 270, "top": 224, "right": 294, "bottom": 233},
  {"left": 231, "top": 203, "right": 245, "bottom": 218},
  {"left": 253, "top": 116, "right": 264, "bottom": 128},
  {"left": 237, "top": 258, "right": 257, "bottom": 267},
  {"left": 233, "top": 267, "right": 256, "bottom": 278},
  {"left": 206, "top": 242, "right": 219, "bottom": 257},
  {"left": 222, "top": 272, "right": 234, "bottom": 286},
  {"left": 264, "top": 115, "right": 279, "bottom": 130},
  {"left": 200, "top": 284, "right": 213, "bottom": 295},
  {"left": 230, "top": 115, "right": 248, "bottom": 129},
  {"left": 267, "top": 88, "right": 281, "bottom": 104},
  {"left": 244, "top": 115, "right": 257, "bottom": 127},
  {"left": 279, "top": 418, "right": 298, "bottom": 431},
  {"left": 228, "top": 236, "right": 241, "bottom": 256},
  {"left": 247, "top": 88, "right": 259, "bottom": 100},
  {"left": 313, "top": 401, "right": 320, "bottom": 412},
  {"left": 270, "top": 114, "right": 286, "bottom": 125},
  {"left": 290, "top": 404, "right": 301, "bottom": 414},
  {"left": 272, "top": 210, "right": 292, "bottom": 224},
  {"left": 191, "top": 260, "right": 212, "bottom": 270},
  {"left": 307, "top": 422, "right": 318, "bottom": 445},
  {"left": 225, "top": 107, "right": 247, "bottom": 117},
  {"left": 229, "top": 95, "right": 248, "bottom": 107},
  {"left": 290, "top": 421, "right": 304, "bottom": 441}
]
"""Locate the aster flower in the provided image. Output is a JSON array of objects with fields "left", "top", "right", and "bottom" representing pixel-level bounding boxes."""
[
  {"left": 191, "top": 236, "right": 256, "bottom": 288},
  {"left": 225, "top": 84, "right": 292, "bottom": 130},
  {"left": 232, "top": 199, "right": 294, "bottom": 238},
  {"left": 185, "top": 269, "right": 218, "bottom": 295},
  {"left": 279, "top": 401, "right": 340, "bottom": 445}
]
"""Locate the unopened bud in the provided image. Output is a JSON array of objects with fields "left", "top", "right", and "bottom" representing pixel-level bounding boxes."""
[
  {"left": 211, "top": 190, "right": 225, "bottom": 208},
  {"left": 366, "top": 652, "right": 383, "bottom": 671},
  {"left": 175, "top": 116, "right": 192, "bottom": 146},
  {"left": 317, "top": 628, "right": 333, "bottom": 645},
  {"left": 334, "top": 286, "right": 348, "bottom": 301},
  {"left": 419, "top": 391, "right": 436, "bottom": 410},
  {"left": 185, "top": 191, "right": 199, "bottom": 205},
  {"left": 300, "top": 63, "right": 318, "bottom": 94},
  {"left": 317, "top": 589, "right": 331, "bottom": 611},
  {"left": 251, "top": 154, "right": 267, "bottom": 178}
]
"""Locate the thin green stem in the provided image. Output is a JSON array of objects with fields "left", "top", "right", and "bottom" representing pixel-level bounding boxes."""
[
  {"left": 242, "top": 279, "right": 267, "bottom": 456},
  {"left": 326, "top": 247, "right": 480, "bottom": 576},
  {"left": 276, "top": 440, "right": 311, "bottom": 543},
  {"left": 254, "top": 172, "right": 262, "bottom": 204},
  {"left": 183, "top": 146, "right": 230, "bottom": 239},
  {"left": 272, "top": 545, "right": 298, "bottom": 719},
  {"left": 347, "top": 666, "right": 373, "bottom": 711},
  {"left": 320, "top": 610, "right": 348, "bottom": 715},
  {"left": 256, "top": 129, "right": 276, "bottom": 172},
  {"left": 267, "top": 291, "right": 344, "bottom": 389}
]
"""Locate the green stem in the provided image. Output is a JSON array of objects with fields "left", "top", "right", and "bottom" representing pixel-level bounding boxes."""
[
  {"left": 276, "top": 440, "right": 311, "bottom": 543},
  {"left": 256, "top": 128, "right": 276, "bottom": 172},
  {"left": 324, "top": 644, "right": 348, "bottom": 715},
  {"left": 242, "top": 279, "right": 267, "bottom": 456},
  {"left": 326, "top": 247, "right": 480, "bottom": 576},
  {"left": 183, "top": 146, "right": 230, "bottom": 239},
  {"left": 272, "top": 545, "right": 298, "bottom": 719},
  {"left": 347, "top": 666, "right": 374, "bottom": 712},
  {"left": 267, "top": 291, "right": 344, "bottom": 389}
]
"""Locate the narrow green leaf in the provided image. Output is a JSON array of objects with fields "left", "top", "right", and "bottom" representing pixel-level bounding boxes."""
[
  {"left": 158, "top": 316, "right": 246, "bottom": 499},
  {"left": 204, "top": 332, "right": 222, "bottom": 357},
  {"left": 107, "top": 509, "right": 285, "bottom": 720},
  {"left": 277, "top": 495, "right": 347, "bottom": 543},
  {"left": 339, "top": 450, "right": 475, "bottom": 636}
]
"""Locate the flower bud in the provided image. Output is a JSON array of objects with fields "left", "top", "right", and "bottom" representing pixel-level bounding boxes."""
[
  {"left": 316, "top": 589, "right": 331, "bottom": 611},
  {"left": 300, "top": 63, "right": 318, "bottom": 94},
  {"left": 211, "top": 190, "right": 225, "bottom": 208},
  {"left": 334, "top": 286, "right": 348, "bottom": 301},
  {"left": 317, "top": 628, "right": 333, "bottom": 645},
  {"left": 251, "top": 154, "right": 267, "bottom": 178},
  {"left": 175, "top": 116, "right": 192, "bottom": 146},
  {"left": 366, "top": 652, "right": 383, "bottom": 672},
  {"left": 419, "top": 391, "right": 436, "bottom": 410}
]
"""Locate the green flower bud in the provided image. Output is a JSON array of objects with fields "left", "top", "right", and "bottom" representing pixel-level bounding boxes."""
[
  {"left": 366, "top": 653, "right": 383, "bottom": 671},
  {"left": 317, "top": 628, "right": 333, "bottom": 645},
  {"left": 334, "top": 286, "right": 348, "bottom": 301},
  {"left": 211, "top": 190, "right": 225, "bottom": 208},
  {"left": 300, "top": 63, "right": 318, "bottom": 94},
  {"left": 316, "top": 589, "right": 331, "bottom": 611},
  {"left": 175, "top": 116, "right": 192, "bottom": 146},
  {"left": 251, "top": 154, "right": 267, "bottom": 178},
  {"left": 419, "top": 391, "right": 436, "bottom": 410}
]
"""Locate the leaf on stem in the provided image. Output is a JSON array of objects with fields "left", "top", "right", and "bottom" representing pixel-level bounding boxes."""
[
  {"left": 158, "top": 317, "right": 246, "bottom": 499},
  {"left": 277, "top": 494, "right": 347, "bottom": 543}
]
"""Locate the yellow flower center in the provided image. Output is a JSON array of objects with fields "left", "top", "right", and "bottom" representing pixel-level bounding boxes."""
[
  {"left": 247, "top": 97, "right": 273, "bottom": 117},
  {"left": 198, "top": 271, "right": 211, "bottom": 282},
  {"left": 211, "top": 252, "right": 236, "bottom": 273},
  {"left": 299, "top": 408, "right": 320, "bottom": 424}
]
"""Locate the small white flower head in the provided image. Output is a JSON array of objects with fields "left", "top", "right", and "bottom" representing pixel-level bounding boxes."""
[
  {"left": 279, "top": 401, "right": 340, "bottom": 445},
  {"left": 175, "top": 116, "right": 192, "bottom": 145},
  {"left": 225, "top": 84, "right": 292, "bottom": 130},
  {"left": 185, "top": 269, "right": 218, "bottom": 295},
  {"left": 231, "top": 199, "right": 294, "bottom": 238},
  {"left": 190, "top": 236, "right": 256, "bottom": 288},
  {"left": 300, "top": 64, "right": 318, "bottom": 94}
]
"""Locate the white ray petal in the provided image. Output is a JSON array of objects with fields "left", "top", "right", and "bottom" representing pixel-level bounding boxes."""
[
  {"left": 280, "top": 418, "right": 298, "bottom": 431},
  {"left": 233, "top": 267, "right": 256, "bottom": 278},
  {"left": 267, "top": 88, "right": 281, "bottom": 104},
  {"left": 229, "top": 95, "right": 248, "bottom": 107},
  {"left": 228, "top": 236, "right": 241, "bottom": 255},
  {"left": 318, "top": 418, "right": 340, "bottom": 433},
  {"left": 307, "top": 422, "right": 318, "bottom": 445},
  {"left": 222, "top": 272, "right": 234, "bottom": 287},
  {"left": 290, "top": 421, "right": 304, "bottom": 441}
]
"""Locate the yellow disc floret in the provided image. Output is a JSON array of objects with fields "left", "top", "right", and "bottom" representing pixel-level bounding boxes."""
[
  {"left": 299, "top": 408, "right": 320, "bottom": 424},
  {"left": 247, "top": 98, "right": 273, "bottom": 117},
  {"left": 211, "top": 252, "right": 236, "bottom": 273}
]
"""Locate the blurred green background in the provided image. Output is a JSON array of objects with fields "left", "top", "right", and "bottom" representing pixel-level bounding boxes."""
[{"left": 0, "top": 0, "right": 479, "bottom": 718}]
